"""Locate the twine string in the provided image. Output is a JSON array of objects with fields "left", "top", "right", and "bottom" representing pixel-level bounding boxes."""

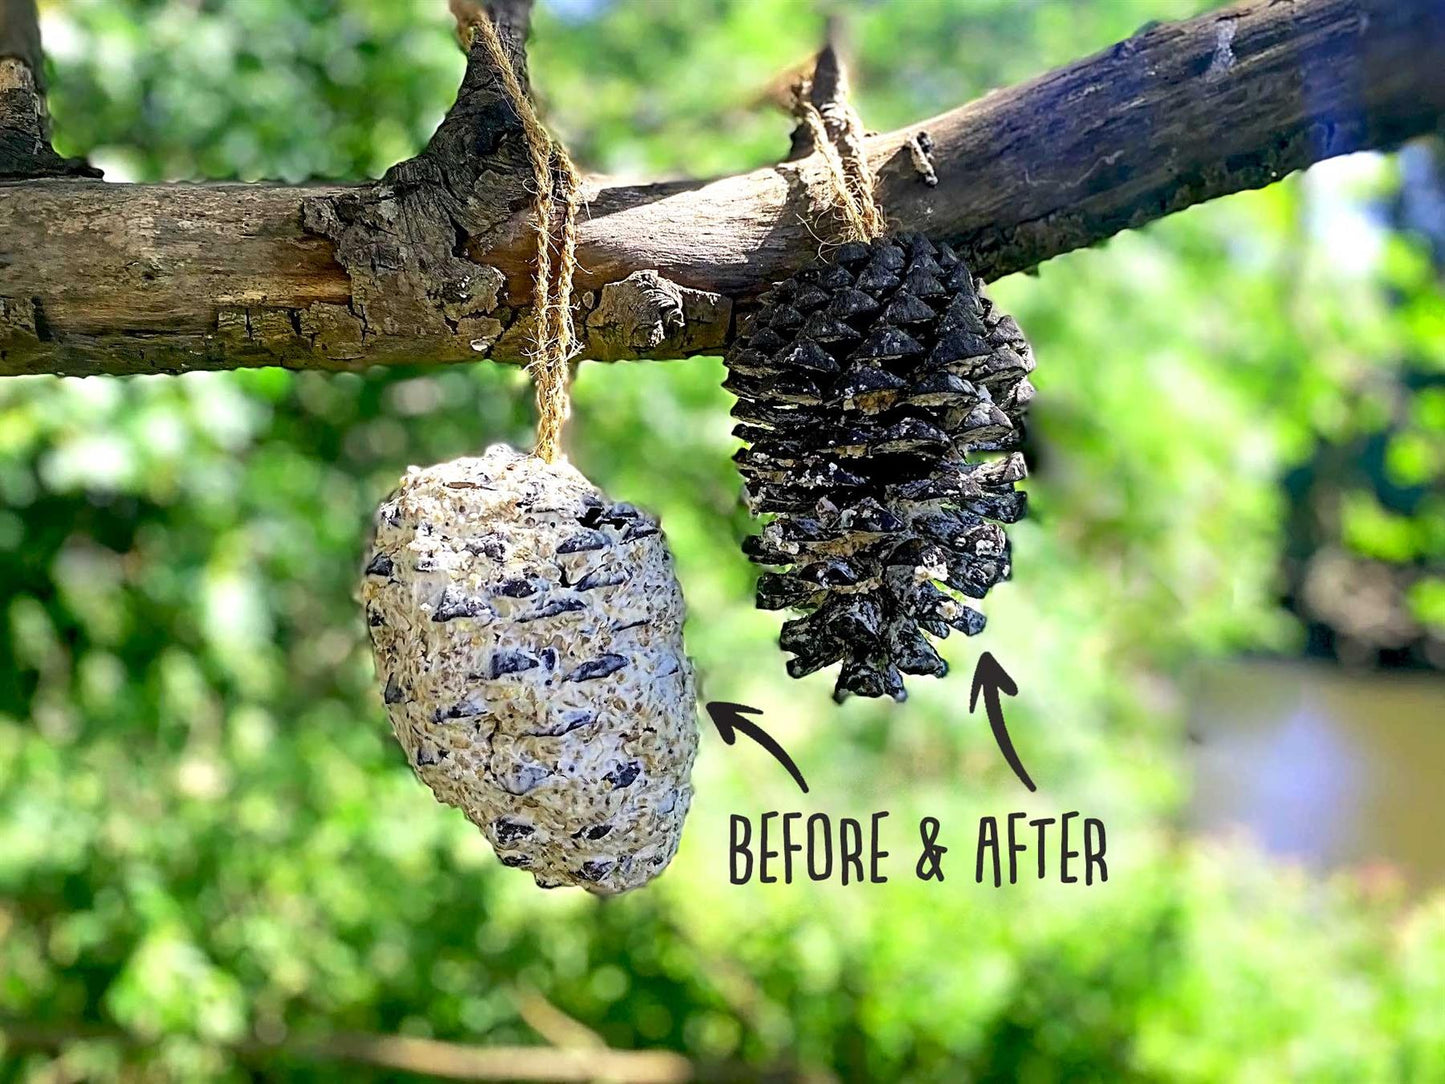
[
  {"left": 470, "top": 15, "right": 580, "bottom": 464},
  {"left": 793, "top": 71, "right": 886, "bottom": 243}
]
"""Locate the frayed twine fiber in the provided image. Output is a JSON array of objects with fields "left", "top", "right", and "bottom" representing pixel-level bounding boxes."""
[
  {"left": 793, "top": 63, "right": 886, "bottom": 244},
  {"left": 470, "top": 15, "right": 580, "bottom": 464}
]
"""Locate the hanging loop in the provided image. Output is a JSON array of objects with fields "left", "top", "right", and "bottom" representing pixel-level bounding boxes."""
[{"left": 470, "top": 14, "right": 581, "bottom": 463}]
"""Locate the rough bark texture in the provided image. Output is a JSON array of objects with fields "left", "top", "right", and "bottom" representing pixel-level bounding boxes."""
[
  {"left": 0, "top": 0, "right": 100, "bottom": 180},
  {"left": 1, "top": 0, "right": 1443, "bottom": 378}
]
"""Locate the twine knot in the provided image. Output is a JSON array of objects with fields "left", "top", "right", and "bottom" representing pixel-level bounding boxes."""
[{"left": 792, "top": 55, "right": 886, "bottom": 243}]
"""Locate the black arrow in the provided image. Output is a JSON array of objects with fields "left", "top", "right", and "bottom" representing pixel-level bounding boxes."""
[
  {"left": 969, "top": 652, "right": 1037, "bottom": 792},
  {"left": 705, "top": 702, "right": 809, "bottom": 794}
]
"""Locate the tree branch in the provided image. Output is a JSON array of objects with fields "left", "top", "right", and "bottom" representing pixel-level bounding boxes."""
[
  {"left": 449, "top": 0, "right": 535, "bottom": 72},
  {"left": 1, "top": 0, "right": 1442, "bottom": 378},
  {"left": 0, "top": 1018, "right": 813, "bottom": 1083},
  {"left": 0, "top": 0, "right": 100, "bottom": 179},
  {"left": 0, "top": 0, "right": 42, "bottom": 77}
]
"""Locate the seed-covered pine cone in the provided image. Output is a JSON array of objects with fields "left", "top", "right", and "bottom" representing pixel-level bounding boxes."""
[
  {"left": 725, "top": 233, "right": 1035, "bottom": 702},
  {"left": 362, "top": 445, "right": 697, "bottom": 894}
]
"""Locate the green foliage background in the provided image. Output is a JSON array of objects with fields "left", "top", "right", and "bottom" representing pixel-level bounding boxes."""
[{"left": 3, "top": 0, "right": 1444, "bottom": 1080}]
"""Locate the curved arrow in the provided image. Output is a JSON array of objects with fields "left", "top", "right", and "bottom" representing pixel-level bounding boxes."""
[
  {"left": 969, "top": 652, "right": 1037, "bottom": 792},
  {"left": 705, "top": 702, "right": 809, "bottom": 794}
]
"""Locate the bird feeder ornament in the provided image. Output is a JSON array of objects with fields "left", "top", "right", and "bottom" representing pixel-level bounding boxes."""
[
  {"left": 362, "top": 17, "right": 696, "bottom": 894},
  {"left": 363, "top": 448, "right": 697, "bottom": 894},
  {"left": 725, "top": 60, "right": 1037, "bottom": 702}
]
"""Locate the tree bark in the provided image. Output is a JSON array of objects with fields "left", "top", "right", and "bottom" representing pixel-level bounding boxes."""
[
  {"left": 0, "top": 0, "right": 42, "bottom": 78},
  {"left": 1, "top": 0, "right": 1442, "bottom": 378},
  {"left": 0, "top": 0, "right": 98, "bottom": 179}
]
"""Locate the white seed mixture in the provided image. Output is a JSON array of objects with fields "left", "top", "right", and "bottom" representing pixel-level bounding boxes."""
[{"left": 362, "top": 444, "right": 697, "bottom": 893}]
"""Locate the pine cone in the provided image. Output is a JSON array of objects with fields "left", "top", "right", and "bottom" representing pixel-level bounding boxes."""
[
  {"left": 362, "top": 445, "right": 697, "bottom": 894},
  {"left": 725, "top": 234, "right": 1035, "bottom": 701}
]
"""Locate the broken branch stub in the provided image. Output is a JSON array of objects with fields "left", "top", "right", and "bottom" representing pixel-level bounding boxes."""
[{"left": 0, "top": 58, "right": 100, "bottom": 179}]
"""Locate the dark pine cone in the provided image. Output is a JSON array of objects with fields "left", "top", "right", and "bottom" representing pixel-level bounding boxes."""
[{"left": 725, "top": 233, "right": 1035, "bottom": 702}]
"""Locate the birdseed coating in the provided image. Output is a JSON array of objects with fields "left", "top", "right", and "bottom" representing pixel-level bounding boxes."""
[
  {"left": 726, "top": 233, "right": 1035, "bottom": 701},
  {"left": 362, "top": 444, "right": 697, "bottom": 894}
]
